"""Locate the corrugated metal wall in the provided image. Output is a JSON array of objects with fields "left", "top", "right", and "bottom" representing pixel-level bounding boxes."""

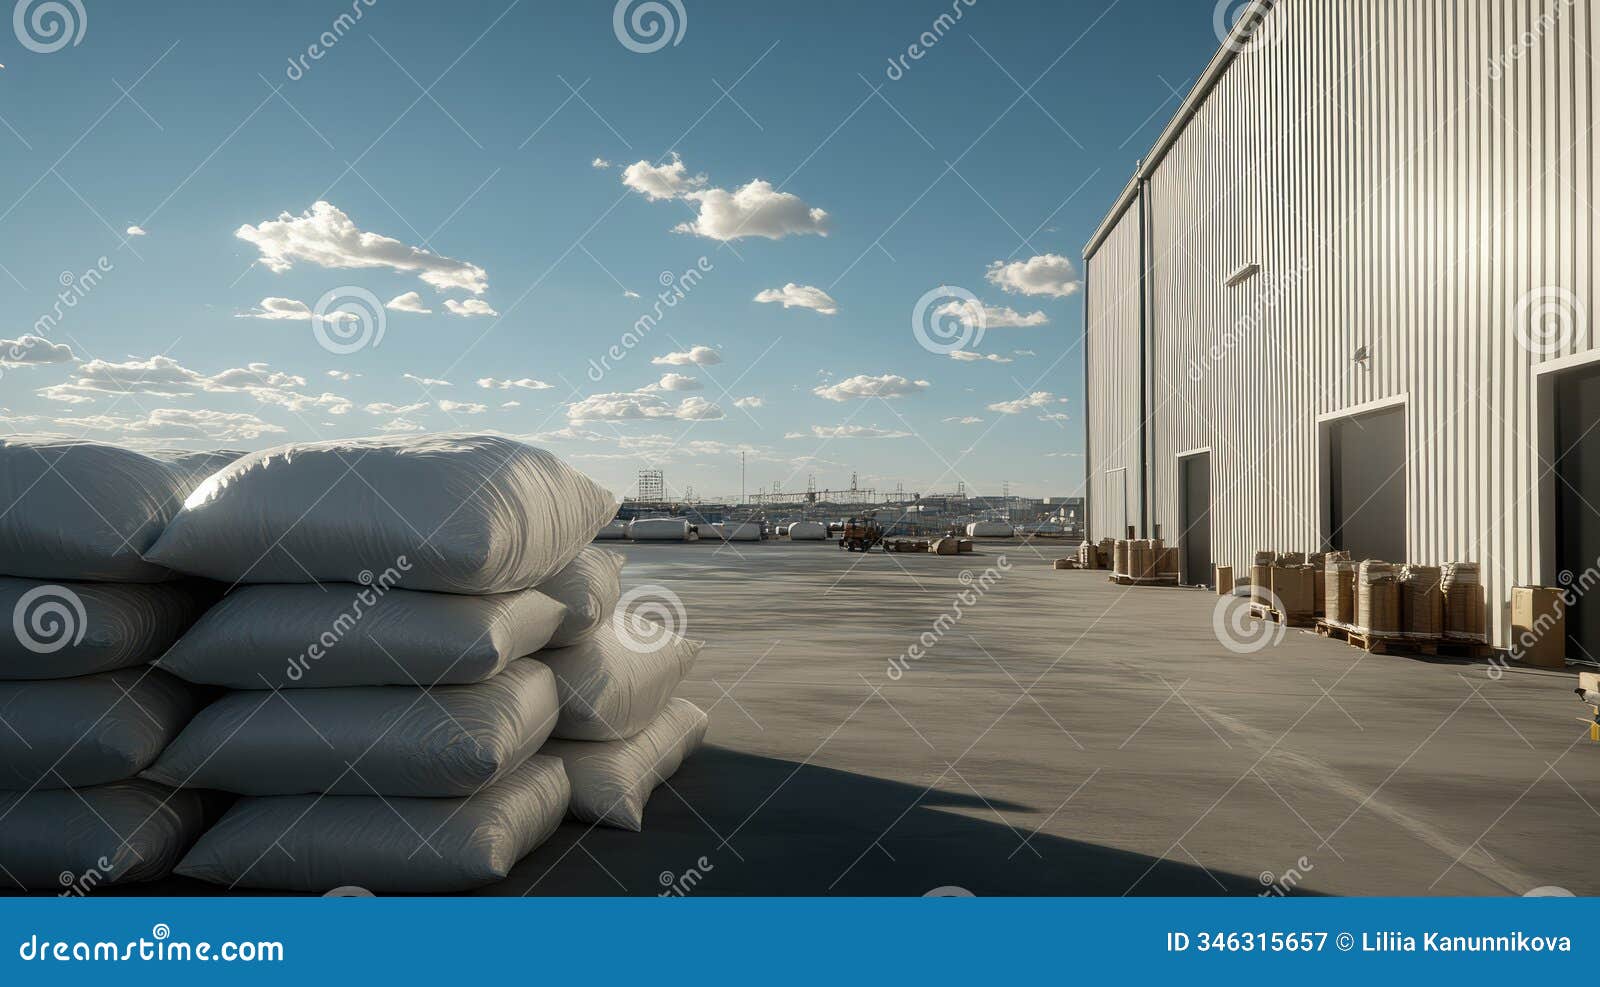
[
  {"left": 1085, "top": 0, "right": 1596, "bottom": 647},
  {"left": 1086, "top": 203, "right": 1143, "bottom": 542}
]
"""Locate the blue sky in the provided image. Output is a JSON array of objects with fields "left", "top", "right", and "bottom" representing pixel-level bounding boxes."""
[{"left": 0, "top": 0, "right": 1223, "bottom": 500}]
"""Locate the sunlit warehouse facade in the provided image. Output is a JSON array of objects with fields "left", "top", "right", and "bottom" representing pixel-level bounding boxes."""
[{"left": 1083, "top": 0, "right": 1597, "bottom": 651}]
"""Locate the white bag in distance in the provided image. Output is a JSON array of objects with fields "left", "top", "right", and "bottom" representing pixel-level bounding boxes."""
[
  {"left": 0, "top": 780, "right": 212, "bottom": 889},
  {"left": 967, "top": 520, "right": 1013, "bottom": 537},
  {"left": 143, "top": 434, "right": 619, "bottom": 595},
  {"left": 594, "top": 520, "right": 628, "bottom": 540},
  {"left": 176, "top": 754, "right": 570, "bottom": 893},
  {"left": 539, "top": 623, "right": 700, "bottom": 741},
  {"left": 0, "top": 577, "right": 210, "bottom": 679},
  {"left": 536, "top": 548, "right": 624, "bottom": 648},
  {"left": 541, "top": 697, "right": 708, "bottom": 831},
  {"left": 157, "top": 583, "right": 566, "bottom": 689},
  {"left": 0, "top": 668, "right": 203, "bottom": 789},
  {"left": 143, "top": 659, "right": 560, "bottom": 797},
  {"left": 0, "top": 437, "right": 190, "bottom": 582},
  {"left": 627, "top": 517, "right": 689, "bottom": 541},
  {"left": 788, "top": 520, "right": 827, "bottom": 540}
]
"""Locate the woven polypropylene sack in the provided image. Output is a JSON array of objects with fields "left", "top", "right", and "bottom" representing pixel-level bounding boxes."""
[
  {"left": 143, "top": 659, "right": 559, "bottom": 796},
  {"left": 0, "top": 437, "right": 191, "bottom": 582},
  {"left": 539, "top": 624, "right": 700, "bottom": 741},
  {"left": 0, "top": 577, "right": 210, "bottom": 679},
  {"left": 175, "top": 754, "right": 569, "bottom": 893},
  {"left": 0, "top": 668, "right": 203, "bottom": 789},
  {"left": 540, "top": 697, "right": 707, "bottom": 831},
  {"left": 536, "top": 548, "right": 624, "bottom": 648},
  {"left": 148, "top": 448, "right": 249, "bottom": 495},
  {"left": 0, "top": 780, "right": 211, "bottom": 889},
  {"left": 157, "top": 583, "right": 566, "bottom": 689},
  {"left": 143, "top": 435, "right": 619, "bottom": 594}
]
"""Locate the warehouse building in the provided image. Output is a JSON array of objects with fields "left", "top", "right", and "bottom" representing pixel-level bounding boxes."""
[{"left": 1084, "top": 0, "right": 1596, "bottom": 652}]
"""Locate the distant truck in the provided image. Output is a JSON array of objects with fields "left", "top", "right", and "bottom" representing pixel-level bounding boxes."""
[{"left": 837, "top": 518, "right": 884, "bottom": 552}]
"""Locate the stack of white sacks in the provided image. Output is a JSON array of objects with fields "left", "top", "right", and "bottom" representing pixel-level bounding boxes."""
[
  {"left": 128, "top": 433, "right": 706, "bottom": 893},
  {"left": 0, "top": 438, "right": 232, "bottom": 891}
]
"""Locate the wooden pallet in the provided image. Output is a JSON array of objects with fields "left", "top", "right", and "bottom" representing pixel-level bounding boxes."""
[
  {"left": 1107, "top": 573, "right": 1179, "bottom": 586},
  {"left": 1250, "top": 604, "right": 1315, "bottom": 628},
  {"left": 1315, "top": 619, "right": 1351, "bottom": 641},
  {"left": 1342, "top": 629, "right": 1497, "bottom": 660}
]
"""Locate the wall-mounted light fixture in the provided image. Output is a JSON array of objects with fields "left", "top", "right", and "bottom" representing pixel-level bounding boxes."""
[{"left": 1224, "top": 263, "right": 1261, "bottom": 287}]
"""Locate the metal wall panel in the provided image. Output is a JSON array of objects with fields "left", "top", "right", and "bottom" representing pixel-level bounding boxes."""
[
  {"left": 1083, "top": 0, "right": 1596, "bottom": 647},
  {"left": 1086, "top": 203, "right": 1143, "bottom": 542}
]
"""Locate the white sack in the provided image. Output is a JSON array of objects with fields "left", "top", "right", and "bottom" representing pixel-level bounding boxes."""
[
  {"left": 0, "top": 668, "right": 203, "bottom": 789},
  {"left": 156, "top": 583, "right": 566, "bottom": 689},
  {"left": 0, "top": 780, "right": 211, "bottom": 889},
  {"left": 966, "top": 520, "right": 1014, "bottom": 537},
  {"left": 175, "top": 754, "right": 569, "bottom": 893},
  {"left": 594, "top": 520, "right": 628, "bottom": 540},
  {"left": 536, "top": 548, "right": 624, "bottom": 648},
  {"left": 716, "top": 522, "right": 761, "bottom": 541},
  {"left": 788, "top": 521, "right": 827, "bottom": 540},
  {"left": 149, "top": 448, "right": 249, "bottom": 495},
  {"left": 0, "top": 437, "right": 190, "bottom": 582},
  {"left": 0, "top": 577, "right": 209, "bottom": 679},
  {"left": 540, "top": 697, "right": 707, "bottom": 831},
  {"left": 627, "top": 518, "right": 689, "bottom": 541},
  {"left": 143, "top": 659, "right": 560, "bottom": 796},
  {"left": 539, "top": 623, "right": 699, "bottom": 741},
  {"left": 143, "top": 434, "right": 618, "bottom": 594}
]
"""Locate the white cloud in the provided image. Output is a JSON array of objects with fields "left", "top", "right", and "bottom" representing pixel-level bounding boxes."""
[
  {"left": 676, "top": 180, "right": 830, "bottom": 241},
  {"left": 948, "top": 351, "right": 1013, "bottom": 364},
  {"left": 1038, "top": 412, "right": 1070, "bottom": 422},
  {"left": 375, "top": 417, "right": 427, "bottom": 434},
  {"left": 364, "top": 401, "right": 428, "bottom": 415},
  {"left": 754, "top": 283, "right": 838, "bottom": 315},
  {"left": 236, "top": 201, "right": 489, "bottom": 294},
  {"left": 567, "top": 390, "right": 725, "bottom": 422},
  {"left": 789, "top": 424, "right": 911, "bottom": 439},
  {"left": 385, "top": 291, "right": 432, "bottom": 314},
  {"left": 438, "top": 400, "right": 488, "bottom": 414},
  {"left": 621, "top": 153, "right": 706, "bottom": 201},
  {"left": 656, "top": 373, "right": 701, "bottom": 391},
  {"left": 943, "top": 416, "right": 984, "bottom": 425},
  {"left": 403, "top": 373, "right": 451, "bottom": 387},
  {"left": 501, "top": 400, "right": 521, "bottom": 409},
  {"left": 812, "top": 373, "right": 930, "bottom": 402},
  {"left": 327, "top": 370, "right": 357, "bottom": 381},
  {"left": 935, "top": 298, "right": 1048, "bottom": 329},
  {"left": 652, "top": 346, "right": 721, "bottom": 367},
  {"left": 64, "top": 407, "right": 286, "bottom": 442},
  {"left": 444, "top": 298, "right": 498, "bottom": 318},
  {"left": 0, "top": 334, "right": 75, "bottom": 367},
  {"left": 591, "top": 157, "right": 612, "bottom": 169},
  {"left": 988, "top": 391, "right": 1068, "bottom": 414},
  {"left": 477, "top": 377, "right": 552, "bottom": 391},
  {"left": 126, "top": 225, "right": 147, "bottom": 237},
  {"left": 238, "top": 296, "right": 313, "bottom": 321},
  {"left": 733, "top": 396, "right": 764, "bottom": 409},
  {"left": 623, "top": 289, "right": 640, "bottom": 299},
  {"left": 1013, "top": 349, "right": 1037, "bottom": 357},
  {"left": 985, "top": 253, "right": 1081, "bottom": 298},
  {"left": 36, "top": 357, "right": 321, "bottom": 415}
]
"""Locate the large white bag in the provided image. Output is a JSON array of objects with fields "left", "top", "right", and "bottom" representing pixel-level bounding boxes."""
[
  {"left": 143, "top": 659, "right": 560, "bottom": 796},
  {"left": 0, "top": 437, "right": 190, "bottom": 581},
  {"left": 627, "top": 518, "right": 689, "bottom": 541},
  {"left": 0, "top": 668, "right": 203, "bottom": 789},
  {"left": 539, "top": 624, "right": 699, "bottom": 741},
  {"left": 0, "top": 577, "right": 209, "bottom": 679},
  {"left": 540, "top": 697, "right": 707, "bottom": 831},
  {"left": 176, "top": 754, "right": 570, "bottom": 893},
  {"left": 788, "top": 520, "right": 827, "bottom": 540},
  {"left": 156, "top": 583, "right": 566, "bottom": 689},
  {"left": 143, "top": 434, "right": 619, "bottom": 594},
  {"left": 536, "top": 548, "right": 624, "bottom": 648},
  {"left": 0, "top": 780, "right": 212, "bottom": 889},
  {"left": 148, "top": 448, "right": 248, "bottom": 494}
]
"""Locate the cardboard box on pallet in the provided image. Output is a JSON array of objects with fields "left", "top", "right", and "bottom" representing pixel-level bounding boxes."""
[
  {"left": 1325, "top": 557, "right": 1356, "bottom": 626},
  {"left": 1400, "top": 565, "right": 1444, "bottom": 637},
  {"left": 1442, "top": 562, "right": 1485, "bottom": 641},
  {"left": 1356, "top": 561, "right": 1401, "bottom": 635},
  {"left": 1271, "top": 566, "right": 1316, "bottom": 618},
  {"left": 1215, "top": 565, "right": 1234, "bottom": 597},
  {"left": 1250, "top": 551, "right": 1275, "bottom": 606},
  {"left": 1511, "top": 586, "right": 1566, "bottom": 669}
]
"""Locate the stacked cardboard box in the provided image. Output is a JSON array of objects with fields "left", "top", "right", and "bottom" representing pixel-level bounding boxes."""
[
  {"left": 1325, "top": 557, "right": 1357, "bottom": 626},
  {"left": 1400, "top": 565, "right": 1444, "bottom": 637},
  {"left": 1442, "top": 562, "right": 1486, "bottom": 642},
  {"left": 1356, "top": 561, "right": 1401, "bottom": 635}
]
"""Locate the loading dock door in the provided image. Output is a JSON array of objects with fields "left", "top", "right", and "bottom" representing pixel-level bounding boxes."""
[
  {"left": 1555, "top": 366, "right": 1600, "bottom": 662},
  {"left": 1179, "top": 453, "right": 1212, "bottom": 586},
  {"left": 1327, "top": 405, "right": 1407, "bottom": 562}
]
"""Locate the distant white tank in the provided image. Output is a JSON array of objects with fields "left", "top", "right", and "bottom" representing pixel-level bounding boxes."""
[
  {"left": 627, "top": 518, "right": 690, "bottom": 541},
  {"left": 789, "top": 520, "right": 828, "bottom": 540},
  {"left": 966, "top": 520, "right": 1014, "bottom": 538},
  {"left": 594, "top": 520, "right": 628, "bottom": 540},
  {"left": 718, "top": 521, "right": 762, "bottom": 541}
]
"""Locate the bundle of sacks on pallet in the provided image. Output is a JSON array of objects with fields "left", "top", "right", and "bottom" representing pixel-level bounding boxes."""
[
  {"left": 0, "top": 438, "right": 240, "bottom": 891},
  {"left": 131, "top": 433, "right": 706, "bottom": 893}
]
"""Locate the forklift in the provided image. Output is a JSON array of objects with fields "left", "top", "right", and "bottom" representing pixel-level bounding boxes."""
[{"left": 837, "top": 517, "right": 884, "bottom": 552}]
